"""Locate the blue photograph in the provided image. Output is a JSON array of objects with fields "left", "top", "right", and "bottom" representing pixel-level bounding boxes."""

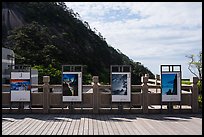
[
  {"left": 62, "top": 74, "right": 78, "bottom": 96},
  {"left": 112, "top": 74, "right": 127, "bottom": 95},
  {"left": 162, "top": 73, "right": 177, "bottom": 95},
  {"left": 10, "top": 79, "right": 31, "bottom": 91}
]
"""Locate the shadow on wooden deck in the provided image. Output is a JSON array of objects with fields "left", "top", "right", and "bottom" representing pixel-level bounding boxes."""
[{"left": 2, "top": 113, "right": 202, "bottom": 122}]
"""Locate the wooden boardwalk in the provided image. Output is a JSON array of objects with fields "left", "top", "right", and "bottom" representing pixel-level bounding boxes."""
[{"left": 2, "top": 114, "right": 202, "bottom": 135}]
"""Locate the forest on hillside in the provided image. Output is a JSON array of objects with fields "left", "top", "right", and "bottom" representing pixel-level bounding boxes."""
[{"left": 2, "top": 2, "right": 154, "bottom": 84}]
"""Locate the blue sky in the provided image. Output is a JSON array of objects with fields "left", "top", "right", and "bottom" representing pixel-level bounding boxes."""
[
  {"left": 63, "top": 74, "right": 77, "bottom": 82},
  {"left": 65, "top": 2, "right": 202, "bottom": 80}
]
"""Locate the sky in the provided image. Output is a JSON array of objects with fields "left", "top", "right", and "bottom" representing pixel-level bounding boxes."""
[{"left": 65, "top": 2, "right": 202, "bottom": 80}]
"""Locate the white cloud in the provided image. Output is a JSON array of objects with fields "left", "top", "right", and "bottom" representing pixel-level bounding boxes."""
[{"left": 65, "top": 2, "right": 202, "bottom": 79}]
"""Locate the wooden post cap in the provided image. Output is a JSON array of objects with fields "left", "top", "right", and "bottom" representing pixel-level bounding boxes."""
[
  {"left": 43, "top": 76, "right": 50, "bottom": 83},
  {"left": 92, "top": 76, "right": 99, "bottom": 84}
]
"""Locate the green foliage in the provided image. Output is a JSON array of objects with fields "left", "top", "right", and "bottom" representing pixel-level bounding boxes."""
[
  {"left": 32, "top": 64, "right": 61, "bottom": 84},
  {"left": 181, "top": 80, "right": 192, "bottom": 85},
  {"left": 82, "top": 73, "right": 92, "bottom": 85},
  {"left": 3, "top": 2, "right": 154, "bottom": 85},
  {"left": 197, "top": 80, "right": 202, "bottom": 95},
  {"left": 198, "top": 95, "right": 202, "bottom": 108}
]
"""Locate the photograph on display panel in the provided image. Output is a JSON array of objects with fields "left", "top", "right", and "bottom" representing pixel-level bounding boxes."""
[
  {"left": 111, "top": 72, "right": 131, "bottom": 102},
  {"left": 10, "top": 71, "right": 31, "bottom": 102},
  {"left": 62, "top": 73, "right": 78, "bottom": 96},
  {"left": 112, "top": 73, "right": 128, "bottom": 95},
  {"left": 62, "top": 71, "right": 82, "bottom": 102},
  {"left": 10, "top": 79, "right": 31, "bottom": 91},
  {"left": 161, "top": 72, "right": 181, "bottom": 102}
]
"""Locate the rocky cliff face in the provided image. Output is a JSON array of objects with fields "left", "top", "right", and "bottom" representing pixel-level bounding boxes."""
[
  {"left": 2, "top": 8, "right": 24, "bottom": 30},
  {"left": 2, "top": 2, "right": 25, "bottom": 36}
]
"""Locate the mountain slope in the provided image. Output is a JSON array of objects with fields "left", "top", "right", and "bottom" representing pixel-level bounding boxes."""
[{"left": 2, "top": 2, "right": 154, "bottom": 84}]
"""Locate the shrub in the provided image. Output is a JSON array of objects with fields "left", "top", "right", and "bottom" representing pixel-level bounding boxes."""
[{"left": 198, "top": 95, "right": 202, "bottom": 108}]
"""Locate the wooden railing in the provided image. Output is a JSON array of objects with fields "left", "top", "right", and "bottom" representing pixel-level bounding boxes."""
[{"left": 2, "top": 75, "right": 200, "bottom": 114}]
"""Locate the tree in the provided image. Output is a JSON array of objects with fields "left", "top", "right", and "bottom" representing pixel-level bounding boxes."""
[
  {"left": 186, "top": 51, "right": 202, "bottom": 80},
  {"left": 3, "top": 2, "right": 155, "bottom": 85},
  {"left": 186, "top": 51, "right": 202, "bottom": 95}
]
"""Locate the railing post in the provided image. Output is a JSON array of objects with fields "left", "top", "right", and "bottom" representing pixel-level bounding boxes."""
[
  {"left": 43, "top": 76, "right": 50, "bottom": 114},
  {"left": 155, "top": 74, "right": 160, "bottom": 93},
  {"left": 192, "top": 77, "right": 199, "bottom": 113},
  {"left": 93, "top": 76, "right": 99, "bottom": 114},
  {"left": 142, "top": 74, "right": 149, "bottom": 114}
]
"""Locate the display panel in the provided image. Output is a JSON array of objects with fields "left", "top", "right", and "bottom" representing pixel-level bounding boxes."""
[
  {"left": 10, "top": 72, "right": 31, "bottom": 102},
  {"left": 62, "top": 72, "right": 82, "bottom": 102},
  {"left": 161, "top": 72, "right": 181, "bottom": 102},
  {"left": 111, "top": 72, "right": 131, "bottom": 102}
]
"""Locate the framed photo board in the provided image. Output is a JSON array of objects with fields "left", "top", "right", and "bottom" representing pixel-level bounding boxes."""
[
  {"left": 62, "top": 65, "right": 82, "bottom": 102},
  {"left": 10, "top": 71, "right": 31, "bottom": 102},
  {"left": 161, "top": 65, "right": 181, "bottom": 102},
  {"left": 111, "top": 72, "right": 131, "bottom": 102}
]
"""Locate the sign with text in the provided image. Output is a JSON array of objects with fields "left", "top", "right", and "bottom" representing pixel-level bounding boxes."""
[{"left": 10, "top": 72, "right": 31, "bottom": 102}]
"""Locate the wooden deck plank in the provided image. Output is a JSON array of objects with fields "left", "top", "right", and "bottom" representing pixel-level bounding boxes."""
[
  {"left": 45, "top": 117, "right": 58, "bottom": 135},
  {"left": 144, "top": 116, "right": 174, "bottom": 135},
  {"left": 2, "top": 115, "right": 28, "bottom": 135},
  {"left": 7, "top": 115, "right": 32, "bottom": 135},
  {"left": 101, "top": 114, "right": 110, "bottom": 135},
  {"left": 131, "top": 116, "right": 151, "bottom": 135},
  {"left": 186, "top": 121, "right": 202, "bottom": 134},
  {"left": 113, "top": 115, "right": 125, "bottom": 135},
  {"left": 2, "top": 120, "right": 10, "bottom": 126},
  {"left": 88, "top": 114, "right": 94, "bottom": 135},
  {"left": 31, "top": 114, "right": 53, "bottom": 135},
  {"left": 174, "top": 119, "right": 201, "bottom": 135},
  {"left": 104, "top": 115, "right": 115, "bottom": 135},
  {"left": 153, "top": 115, "right": 195, "bottom": 135},
  {"left": 100, "top": 115, "right": 109, "bottom": 135},
  {"left": 142, "top": 115, "right": 170, "bottom": 135},
  {"left": 128, "top": 118, "right": 141, "bottom": 135},
  {"left": 2, "top": 114, "right": 202, "bottom": 135},
  {"left": 117, "top": 115, "right": 131, "bottom": 135},
  {"left": 77, "top": 115, "right": 85, "bottom": 135},
  {"left": 107, "top": 115, "right": 120, "bottom": 135},
  {"left": 180, "top": 116, "right": 202, "bottom": 134},
  {"left": 2, "top": 117, "right": 15, "bottom": 127},
  {"left": 19, "top": 115, "right": 43, "bottom": 135},
  {"left": 50, "top": 115, "right": 64, "bottom": 135},
  {"left": 156, "top": 115, "right": 194, "bottom": 135},
  {"left": 2, "top": 114, "right": 12, "bottom": 126},
  {"left": 56, "top": 115, "right": 69, "bottom": 135},
  {"left": 97, "top": 114, "right": 104, "bottom": 135},
  {"left": 92, "top": 115, "right": 99, "bottom": 135},
  {"left": 122, "top": 116, "right": 136, "bottom": 135},
  {"left": 40, "top": 116, "right": 55, "bottom": 135},
  {"left": 61, "top": 115, "right": 73, "bottom": 135},
  {"left": 165, "top": 120, "right": 190, "bottom": 135},
  {"left": 12, "top": 114, "right": 41, "bottom": 135},
  {"left": 37, "top": 114, "right": 56, "bottom": 135},
  {"left": 2, "top": 115, "right": 25, "bottom": 132},
  {"left": 83, "top": 115, "right": 89, "bottom": 135},
  {"left": 2, "top": 119, "right": 18, "bottom": 132},
  {"left": 67, "top": 114, "right": 76, "bottom": 135},
  {"left": 70, "top": 114, "right": 80, "bottom": 135},
  {"left": 156, "top": 118, "right": 178, "bottom": 135},
  {"left": 26, "top": 114, "right": 48, "bottom": 135}
]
